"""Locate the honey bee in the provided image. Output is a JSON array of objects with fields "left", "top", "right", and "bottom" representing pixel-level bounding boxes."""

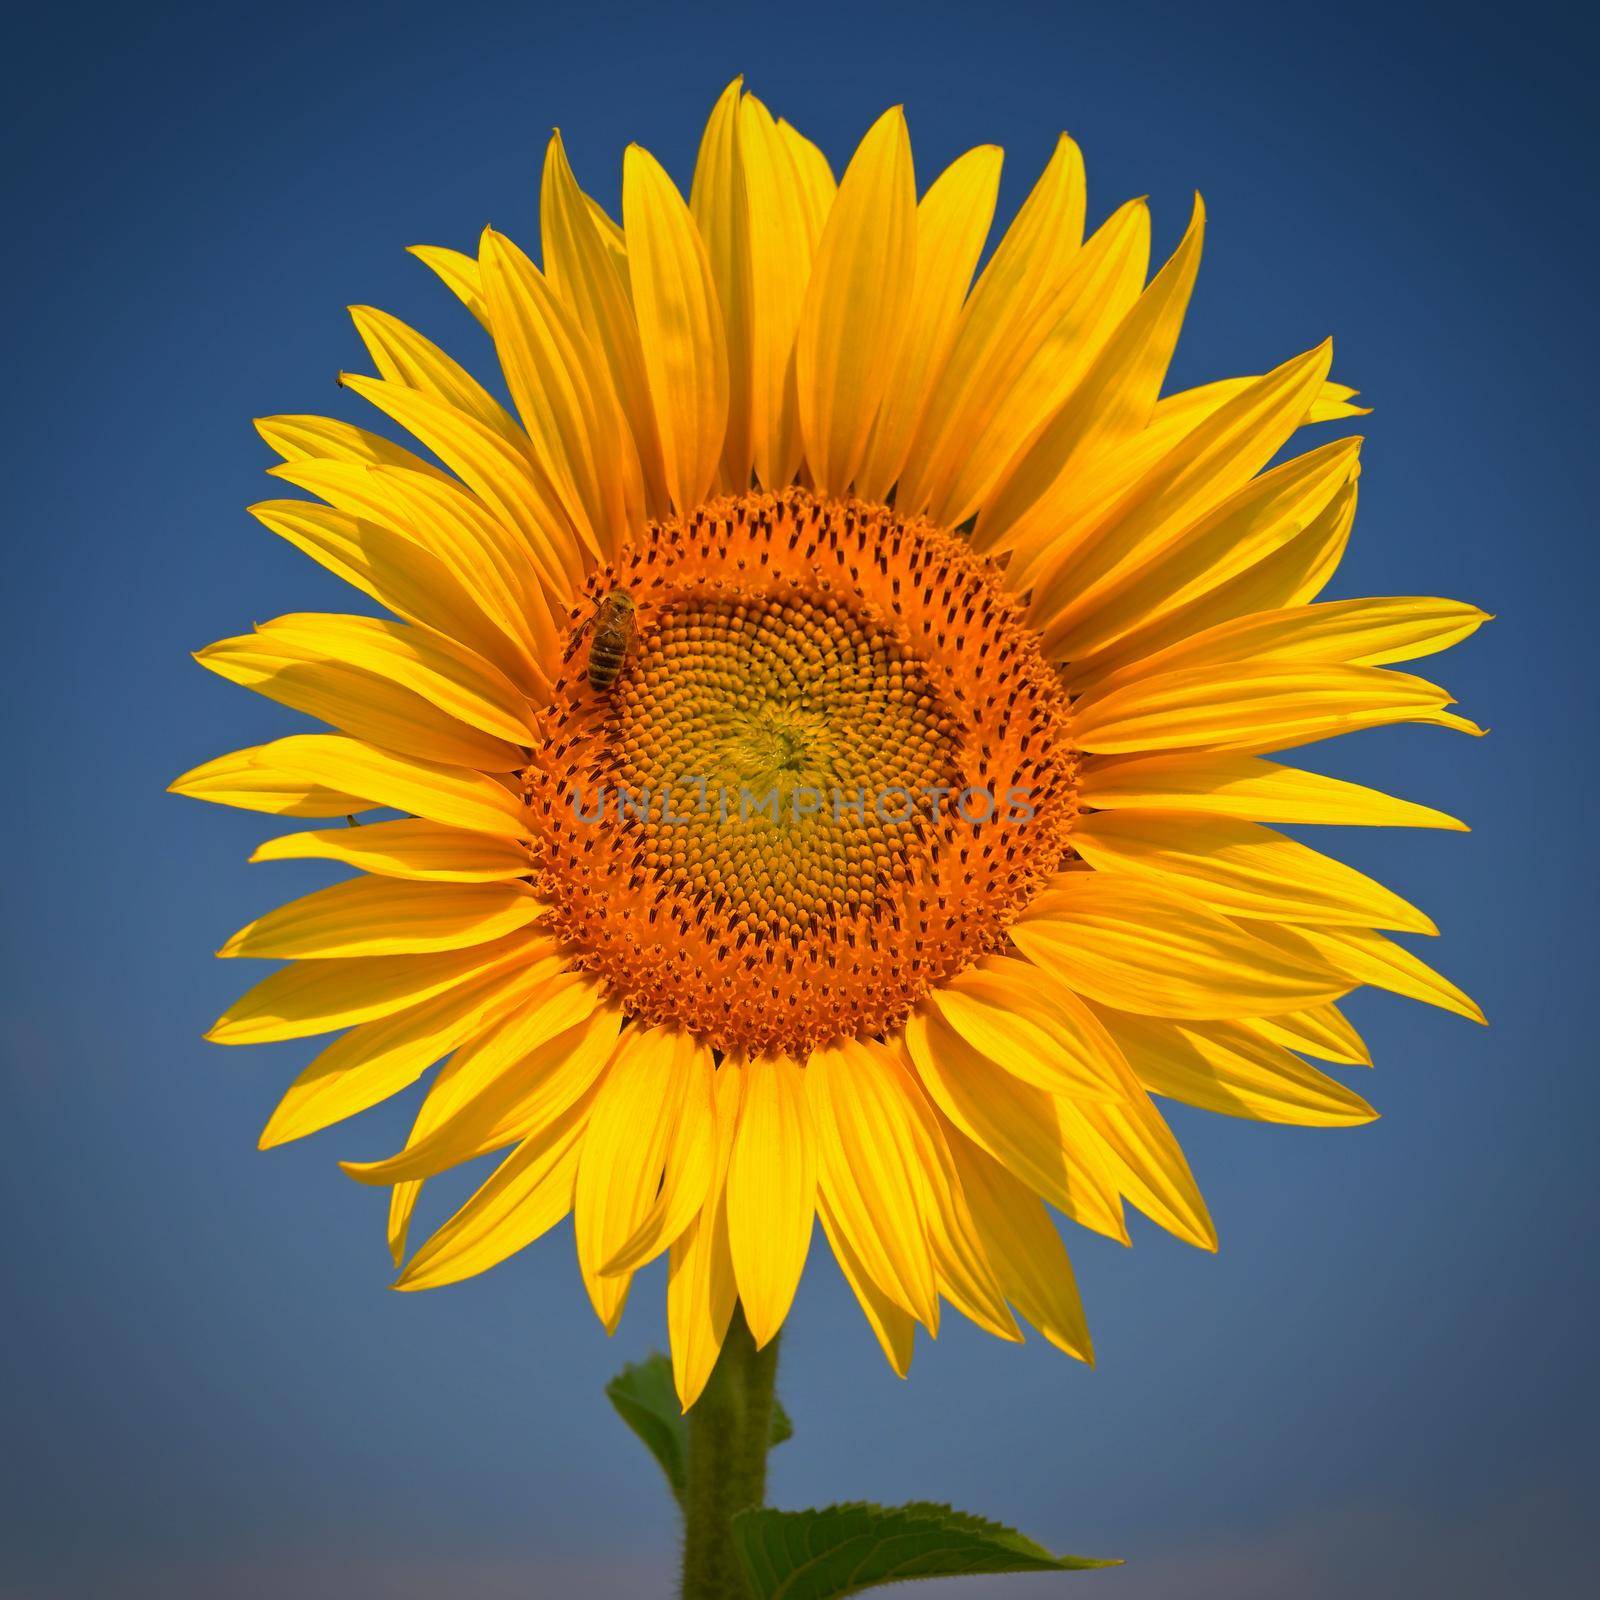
[{"left": 584, "top": 588, "right": 637, "bottom": 692}]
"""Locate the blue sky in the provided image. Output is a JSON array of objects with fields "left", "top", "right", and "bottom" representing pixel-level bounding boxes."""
[{"left": 3, "top": 2, "right": 1594, "bottom": 1595}]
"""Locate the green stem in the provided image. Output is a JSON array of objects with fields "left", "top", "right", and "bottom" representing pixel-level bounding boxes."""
[{"left": 681, "top": 1309, "right": 780, "bottom": 1599}]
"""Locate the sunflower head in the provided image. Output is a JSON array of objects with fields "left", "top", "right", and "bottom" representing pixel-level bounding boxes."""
[{"left": 175, "top": 79, "right": 1486, "bottom": 1407}]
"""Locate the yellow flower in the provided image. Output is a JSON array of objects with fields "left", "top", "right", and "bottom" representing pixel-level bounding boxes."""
[{"left": 174, "top": 81, "right": 1487, "bottom": 1408}]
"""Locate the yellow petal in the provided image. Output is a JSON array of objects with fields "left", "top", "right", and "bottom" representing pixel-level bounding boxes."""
[
  {"left": 931, "top": 195, "right": 1161, "bottom": 528},
  {"left": 394, "top": 1094, "right": 592, "bottom": 1291},
  {"left": 386, "top": 1183, "right": 417, "bottom": 1268},
  {"left": 1085, "top": 597, "right": 1491, "bottom": 700},
  {"left": 817, "top": 1189, "right": 916, "bottom": 1378},
  {"left": 1063, "top": 466, "right": 1360, "bottom": 683},
  {"left": 197, "top": 641, "right": 516, "bottom": 773},
  {"left": 623, "top": 143, "right": 729, "bottom": 514},
  {"left": 407, "top": 244, "right": 490, "bottom": 329},
  {"left": 603, "top": 1042, "right": 719, "bottom": 1275},
  {"left": 169, "top": 743, "right": 366, "bottom": 817},
  {"left": 251, "top": 818, "right": 532, "bottom": 882},
  {"left": 945, "top": 1128, "right": 1093, "bottom": 1362},
  {"left": 574, "top": 1026, "right": 697, "bottom": 1332},
  {"left": 927, "top": 957, "right": 1126, "bottom": 1100},
  {"left": 1242, "top": 1003, "right": 1370, "bottom": 1066},
  {"left": 807, "top": 1039, "right": 940, "bottom": 1328},
  {"left": 260, "top": 613, "right": 537, "bottom": 744},
  {"left": 255, "top": 413, "right": 446, "bottom": 479},
  {"left": 348, "top": 304, "right": 522, "bottom": 443},
  {"left": 883, "top": 1053, "right": 1019, "bottom": 1342},
  {"left": 738, "top": 92, "right": 825, "bottom": 489},
  {"left": 1098, "top": 1009, "right": 1376, "bottom": 1127},
  {"left": 1231, "top": 479, "right": 1355, "bottom": 613},
  {"left": 195, "top": 620, "right": 533, "bottom": 772},
  {"left": 725, "top": 1054, "right": 816, "bottom": 1347},
  {"left": 270, "top": 460, "right": 559, "bottom": 690},
  {"left": 1069, "top": 660, "right": 1484, "bottom": 756},
  {"left": 902, "top": 1005, "right": 1127, "bottom": 1242},
  {"left": 479, "top": 227, "right": 633, "bottom": 560},
  {"left": 1078, "top": 752, "right": 1467, "bottom": 832},
  {"left": 896, "top": 134, "right": 1086, "bottom": 515},
  {"left": 667, "top": 1063, "right": 744, "bottom": 1409},
  {"left": 247, "top": 493, "right": 552, "bottom": 697},
  {"left": 542, "top": 131, "right": 669, "bottom": 516},
  {"left": 207, "top": 930, "right": 549, "bottom": 1045},
  {"left": 855, "top": 143, "right": 1003, "bottom": 503},
  {"left": 1029, "top": 342, "right": 1336, "bottom": 652},
  {"left": 1059, "top": 1084, "right": 1217, "bottom": 1249},
  {"left": 1260, "top": 923, "right": 1486, "bottom": 1025},
  {"left": 345, "top": 980, "right": 617, "bottom": 1189},
  {"left": 1060, "top": 443, "right": 1361, "bottom": 685},
  {"left": 690, "top": 79, "right": 753, "bottom": 491},
  {"left": 219, "top": 877, "right": 543, "bottom": 961},
  {"left": 1070, "top": 812, "right": 1438, "bottom": 934},
  {"left": 1157, "top": 372, "right": 1363, "bottom": 432},
  {"left": 353, "top": 1000, "right": 617, "bottom": 1274},
  {"left": 777, "top": 118, "right": 836, "bottom": 242},
  {"left": 794, "top": 107, "right": 918, "bottom": 494},
  {"left": 977, "top": 197, "right": 1204, "bottom": 539},
  {"left": 1010, "top": 875, "right": 1348, "bottom": 1019},
  {"left": 991, "top": 369, "right": 1360, "bottom": 577},
  {"left": 258, "top": 954, "right": 556, "bottom": 1146},
  {"left": 243, "top": 734, "right": 529, "bottom": 837},
  {"left": 337, "top": 373, "right": 585, "bottom": 600},
  {"left": 584, "top": 193, "right": 627, "bottom": 254},
  {"left": 947, "top": 1002, "right": 1219, "bottom": 1252},
  {"left": 1308, "top": 382, "right": 1369, "bottom": 420}
]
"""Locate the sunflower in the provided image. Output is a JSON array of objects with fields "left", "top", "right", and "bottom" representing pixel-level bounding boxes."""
[{"left": 174, "top": 81, "right": 1486, "bottom": 1408}]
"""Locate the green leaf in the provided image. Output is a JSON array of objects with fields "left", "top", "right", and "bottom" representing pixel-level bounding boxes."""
[
  {"left": 606, "top": 1353, "right": 796, "bottom": 1510},
  {"left": 606, "top": 1355, "right": 688, "bottom": 1506},
  {"left": 731, "top": 1501, "right": 1119, "bottom": 1598},
  {"left": 770, "top": 1396, "right": 795, "bottom": 1447}
]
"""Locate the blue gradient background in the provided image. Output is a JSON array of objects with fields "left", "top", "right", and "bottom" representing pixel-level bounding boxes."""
[{"left": 3, "top": 2, "right": 1593, "bottom": 1595}]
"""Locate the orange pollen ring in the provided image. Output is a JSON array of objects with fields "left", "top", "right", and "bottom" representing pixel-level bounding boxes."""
[{"left": 523, "top": 488, "right": 1079, "bottom": 1058}]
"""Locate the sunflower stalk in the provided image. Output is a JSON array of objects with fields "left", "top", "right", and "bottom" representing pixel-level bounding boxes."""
[{"left": 681, "top": 1311, "right": 780, "bottom": 1599}]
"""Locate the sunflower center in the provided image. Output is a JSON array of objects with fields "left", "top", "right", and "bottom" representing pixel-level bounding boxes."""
[{"left": 523, "top": 488, "right": 1078, "bottom": 1057}]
